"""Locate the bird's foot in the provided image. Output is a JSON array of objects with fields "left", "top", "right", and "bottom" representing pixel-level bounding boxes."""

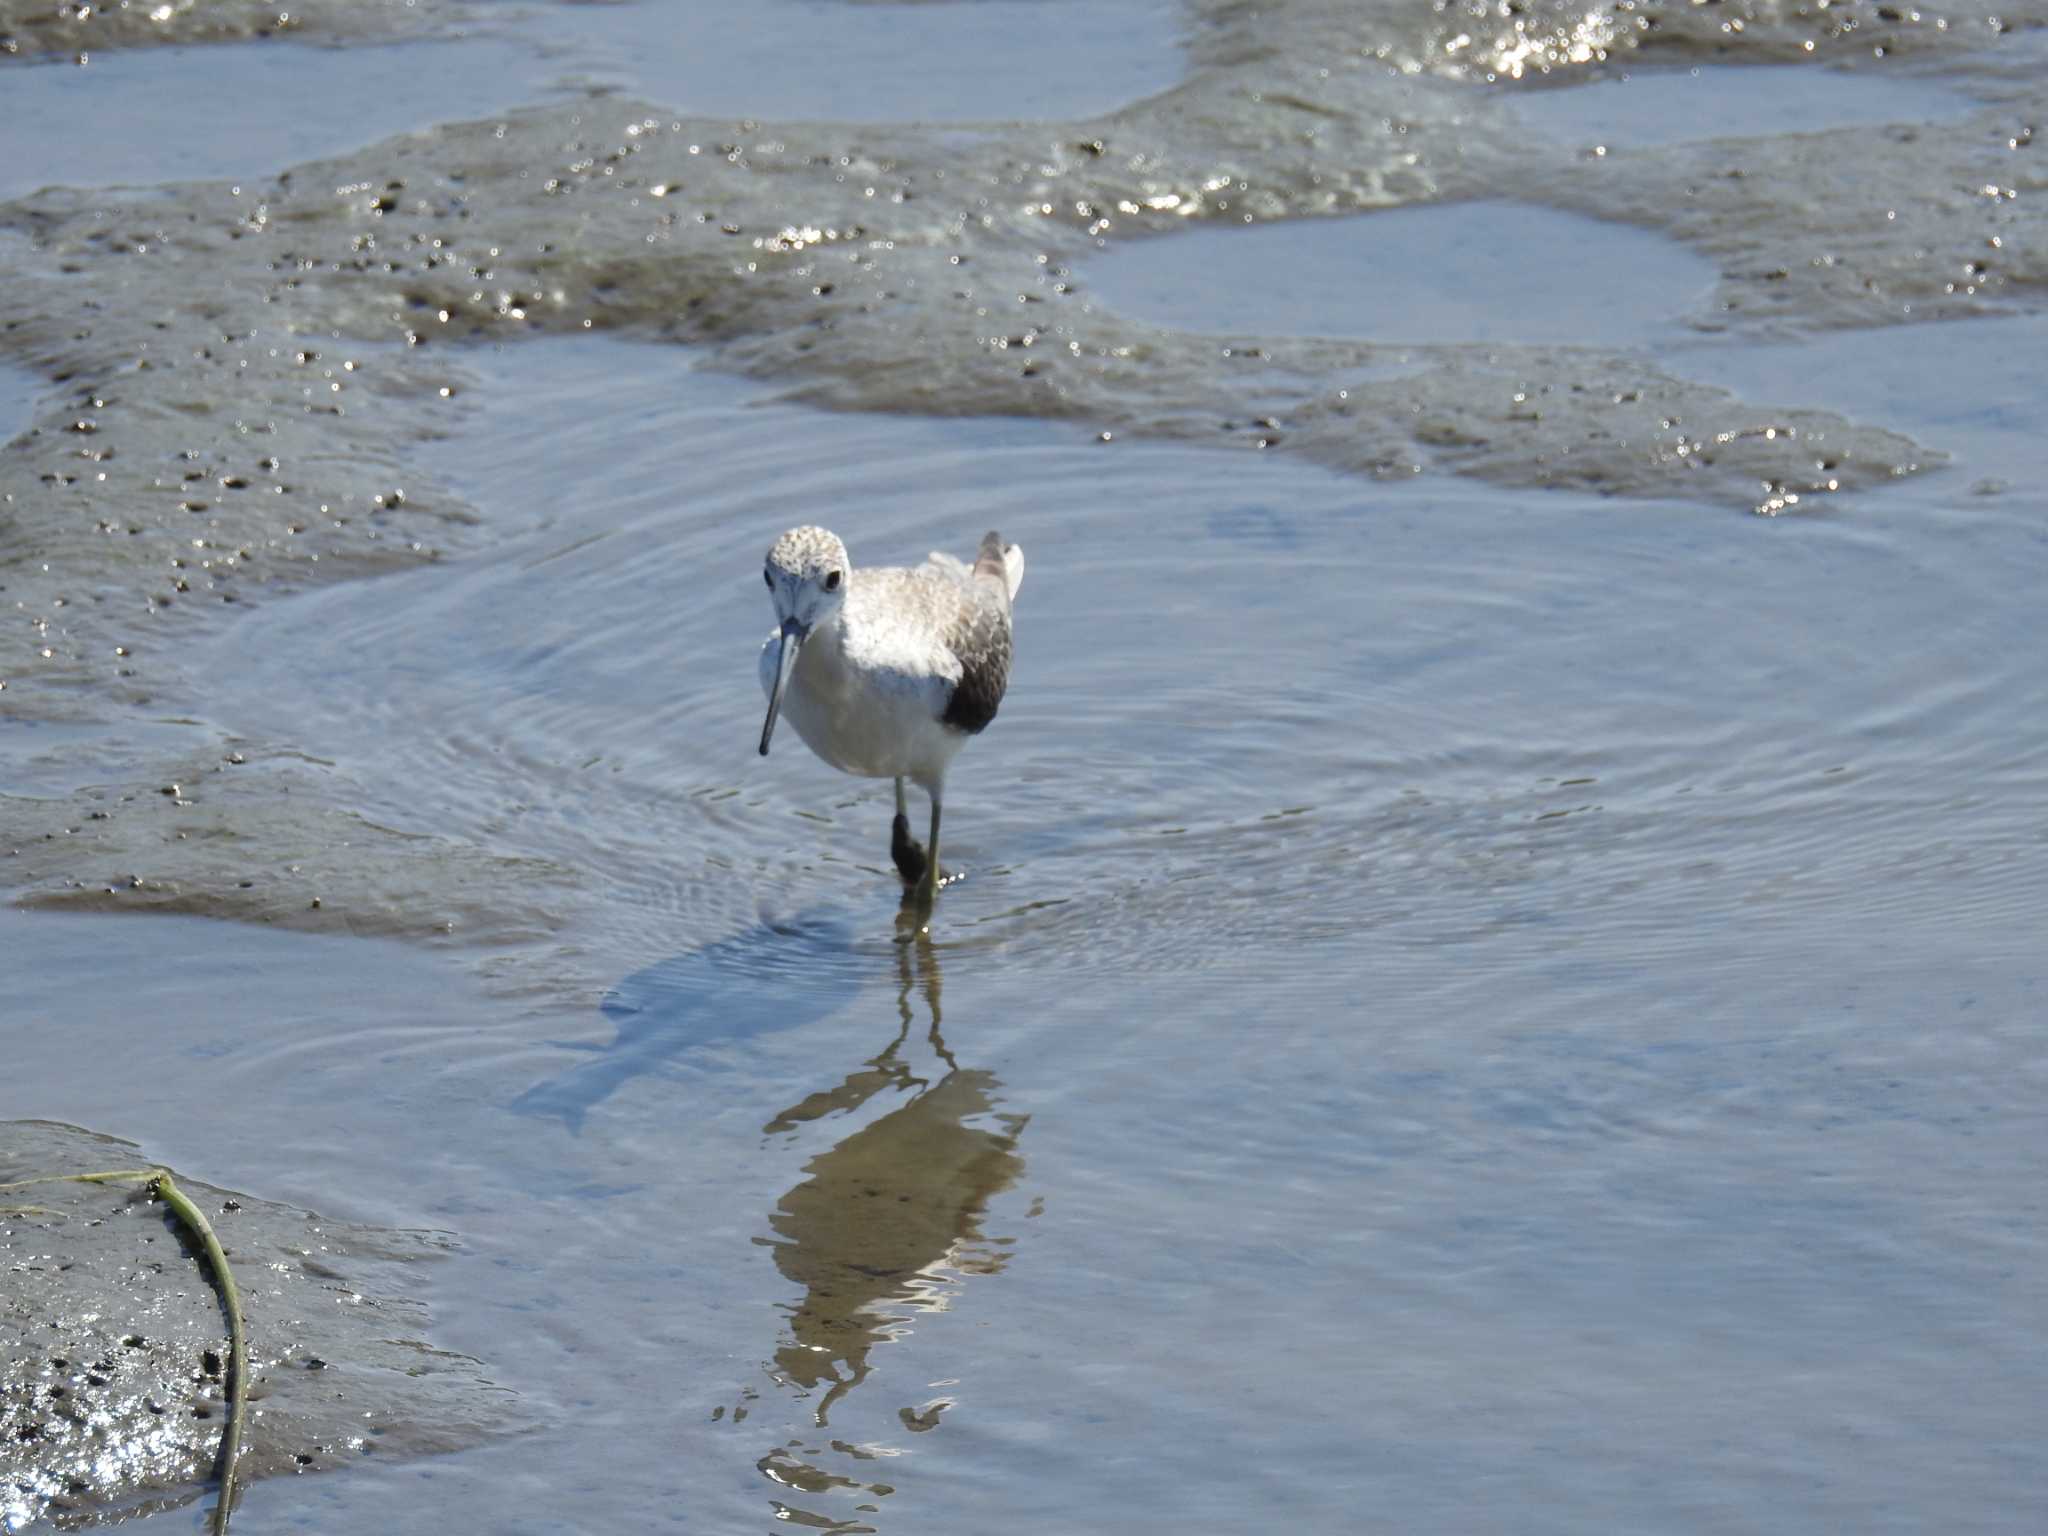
[
  {"left": 893, "top": 816, "right": 960, "bottom": 909},
  {"left": 900, "top": 868, "right": 951, "bottom": 928},
  {"left": 891, "top": 815, "right": 929, "bottom": 885}
]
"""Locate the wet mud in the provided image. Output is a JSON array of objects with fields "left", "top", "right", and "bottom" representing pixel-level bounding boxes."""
[
  {"left": 0, "top": 0, "right": 453, "bottom": 58},
  {"left": 0, "top": 1120, "right": 524, "bottom": 1531},
  {"left": 0, "top": 735, "right": 573, "bottom": 941}
]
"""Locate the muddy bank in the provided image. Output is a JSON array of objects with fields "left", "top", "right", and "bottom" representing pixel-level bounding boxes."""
[
  {"left": 4, "top": 0, "right": 2028, "bottom": 70},
  {"left": 0, "top": 736, "right": 572, "bottom": 943},
  {"left": 1, "top": 1120, "right": 523, "bottom": 1530},
  {"left": 0, "top": 0, "right": 455, "bottom": 58},
  {"left": 1190, "top": 0, "right": 2035, "bottom": 80}
]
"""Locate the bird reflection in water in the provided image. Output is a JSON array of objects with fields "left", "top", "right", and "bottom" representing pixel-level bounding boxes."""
[{"left": 739, "top": 907, "right": 1028, "bottom": 1531}]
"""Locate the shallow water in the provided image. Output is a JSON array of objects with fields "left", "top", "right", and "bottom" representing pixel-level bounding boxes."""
[
  {"left": 1503, "top": 61, "right": 1984, "bottom": 150},
  {"left": 13, "top": 405, "right": 2048, "bottom": 1523},
  {"left": 499, "top": 0, "right": 1189, "bottom": 124},
  {"left": 155, "top": 331, "right": 2048, "bottom": 1529},
  {"left": 5, "top": 1, "right": 2048, "bottom": 1530},
  {"left": 1078, "top": 201, "right": 1723, "bottom": 346},
  {"left": 0, "top": 40, "right": 573, "bottom": 200},
  {"left": 0, "top": 355, "right": 37, "bottom": 440},
  {"left": 205, "top": 327, "right": 2048, "bottom": 976},
  {"left": 0, "top": 1, "right": 1185, "bottom": 200}
]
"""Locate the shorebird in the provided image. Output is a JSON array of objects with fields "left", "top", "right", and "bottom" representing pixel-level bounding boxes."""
[{"left": 758, "top": 525, "right": 1023, "bottom": 904}]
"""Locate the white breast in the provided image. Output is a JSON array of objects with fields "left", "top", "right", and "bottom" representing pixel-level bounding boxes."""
[{"left": 759, "top": 611, "right": 966, "bottom": 788}]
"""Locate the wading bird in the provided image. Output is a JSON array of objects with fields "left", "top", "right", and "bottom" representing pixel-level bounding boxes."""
[{"left": 758, "top": 525, "right": 1023, "bottom": 905}]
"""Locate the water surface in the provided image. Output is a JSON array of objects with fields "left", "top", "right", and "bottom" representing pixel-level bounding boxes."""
[
  {"left": 1079, "top": 202, "right": 1722, "bottom": 346},
  {"left": 155, "top": 331, "right": 2048, "bottom": 1531},
  {"left": 0, "top": 356, "right": 38, "bottom": 441},
  {"left": 502, "top": 0, "right": 1188, "bottom": 124},
  {"left": 0, "top": 40, "right": 571, "bottom": 200},
  {"left": 0, "top": 0, "right": 1186, "bottom": 200},
  {"left": 1504, "top": 61, "right": 1984, "bottom": 150}
]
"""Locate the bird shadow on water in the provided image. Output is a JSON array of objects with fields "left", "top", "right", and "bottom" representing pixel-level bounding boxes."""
[
  {"left": 721, "top": 905, "right": 1031, "bottom": 1533},
  {"left": 507, "top": 907, "right": 862, "bottom": 1133}
]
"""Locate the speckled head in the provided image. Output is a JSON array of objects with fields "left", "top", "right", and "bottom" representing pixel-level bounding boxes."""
[
  {"left": 766, "top": 526, "right": 850, "bottom": 598},
  {"left": 760, "top": 526, "right": 852, "bottom": 756}
]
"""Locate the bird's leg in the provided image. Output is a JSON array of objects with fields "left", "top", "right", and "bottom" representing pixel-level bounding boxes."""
[
  {"left": 918, "top": 789, "right": 944, "bottom": 903},
  {"left": 891, "top": 775, "right": 928, "bottom": 885}
]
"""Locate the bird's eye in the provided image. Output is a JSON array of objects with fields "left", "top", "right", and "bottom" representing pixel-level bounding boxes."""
[
  {"left": 763, "top": 569, "right": 774, "bottom": 590},
  {"left": 824, "top": 570, "right": 842, "bottom": 592}
]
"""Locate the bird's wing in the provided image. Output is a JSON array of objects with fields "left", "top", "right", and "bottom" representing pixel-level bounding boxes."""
[{"left": 938, "top": 577, "right": 1011, "bottom": 734}]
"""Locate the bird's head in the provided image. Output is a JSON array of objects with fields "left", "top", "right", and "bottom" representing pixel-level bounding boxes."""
[
  {"left": 763, "top": 525, "right": 851, "bottom": 633},
  {"left": 760, "top": 526, "right": 850, "bottom": 756}
]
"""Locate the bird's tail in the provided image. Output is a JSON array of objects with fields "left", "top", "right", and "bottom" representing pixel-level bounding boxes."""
[{"left": 974, "top": 529, "right": 1025, "bottom": 603}]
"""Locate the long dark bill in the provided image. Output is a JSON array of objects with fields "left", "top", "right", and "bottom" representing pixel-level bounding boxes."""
[{"left": 759, "top": 620, "right": 804, "bottom": 755}]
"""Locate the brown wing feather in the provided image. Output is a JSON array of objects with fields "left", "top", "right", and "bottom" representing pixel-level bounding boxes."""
[{"left": 940, "top": 530, "right": 1014, "bottom": 734}]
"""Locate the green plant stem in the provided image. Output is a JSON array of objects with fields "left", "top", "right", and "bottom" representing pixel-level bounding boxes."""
[{"left": 149, "top": 1171, "right": 247, "bottom": 1536}]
